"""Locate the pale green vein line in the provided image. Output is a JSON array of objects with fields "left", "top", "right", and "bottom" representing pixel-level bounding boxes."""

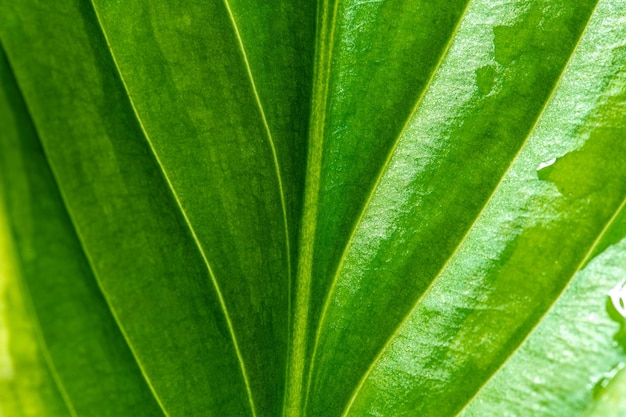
[
  {"left": 0, "top": 209, "right": 78, "bottom": 417},
  {"left": 339, "top": 2, "right": 599, "bottom": 414},
  {"left": 62, "top": 201, "right": 172, "bottom": 417},
  {"left": 36, "top": 164, "right": 172, "bottom": 417},
  {"left": 220, "top": 2, "right": 294, "bottom": 414},
  {"left": 221, "top": 0, "right": 293, "bottom": 337},
  {"left": 58, "top": 226, "right": 171, "bottom": 417},
  {"left": 90, "top": 4, "right": 257, "bottom": 417},
  {"left": 302, "top": 0, "right": 473, "bottom": 413},
  {"left": 5, "top": 41, "right": 173, "bottom": 417},
  {"left": 285, "top": 1, "right": 340, "bottom": 416},
  {"left": 456, "top": 194, "right": 626, "bottom": 416}
]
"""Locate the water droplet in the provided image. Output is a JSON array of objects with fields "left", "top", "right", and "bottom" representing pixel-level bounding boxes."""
[{"left": 536, "top": 157, "right": 557, "bottom": 171}]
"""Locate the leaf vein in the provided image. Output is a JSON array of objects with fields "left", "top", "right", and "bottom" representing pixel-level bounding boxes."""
[
  {"left": 288, "top": 1, "right": 341, "bottom": 415},
  {"left": 451, "top": 3, "right": 602, "bottom": 413},
  {"left": 220, "top": 0, "right": 293, "bottom": 343},
  {"left": 89, "top": 3, "right": 257, "bottom": 417},
  {"left": 2, "top": 39, "right": 172, "bottom": 415}
]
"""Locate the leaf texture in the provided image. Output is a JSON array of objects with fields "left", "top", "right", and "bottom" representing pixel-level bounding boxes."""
[
  {"left": 1, "top": 1, "right": 625, "bottom": 416},
  {"left": 0, "top": 44, "right": 164, "bottom": 417}
]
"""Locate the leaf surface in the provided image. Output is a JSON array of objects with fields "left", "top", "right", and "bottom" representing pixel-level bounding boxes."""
[
  {"left": 0, "top": 2, "right": 277, "bottom": 415},
  {"left": 0, "top": 181, "right": 70, "bottom": 417},
  {"left": 0, "top": 44, "right": 166, "bottom": 416},
  {"left": 1, "top": 1, "right": 626, "bottom": 416}
]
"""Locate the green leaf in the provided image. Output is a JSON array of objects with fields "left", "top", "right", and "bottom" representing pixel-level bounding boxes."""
[
  {"left": 1, "top": 0, "right": 625, "bottom": 416},
  {"left": 0, "top": 46, "right": 164, "bottom": 416},
  {"left": 0, "top": 180, "right": 70, "bottom": 417}
]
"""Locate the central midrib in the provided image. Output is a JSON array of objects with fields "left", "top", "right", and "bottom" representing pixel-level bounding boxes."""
[{"left": 284, "top": 1, "right": 340, "bottom": 416}]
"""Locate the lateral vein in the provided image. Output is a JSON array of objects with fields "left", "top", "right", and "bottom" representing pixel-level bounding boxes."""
[
  {"left": 451, "top": 3, "right": 602, "bottom": 413},
  {"left": 221, "top": 0, "right": 293, "bottom": 338},
  {"left": 90, "top": 3, "right": 257, "bottom": 417}
]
